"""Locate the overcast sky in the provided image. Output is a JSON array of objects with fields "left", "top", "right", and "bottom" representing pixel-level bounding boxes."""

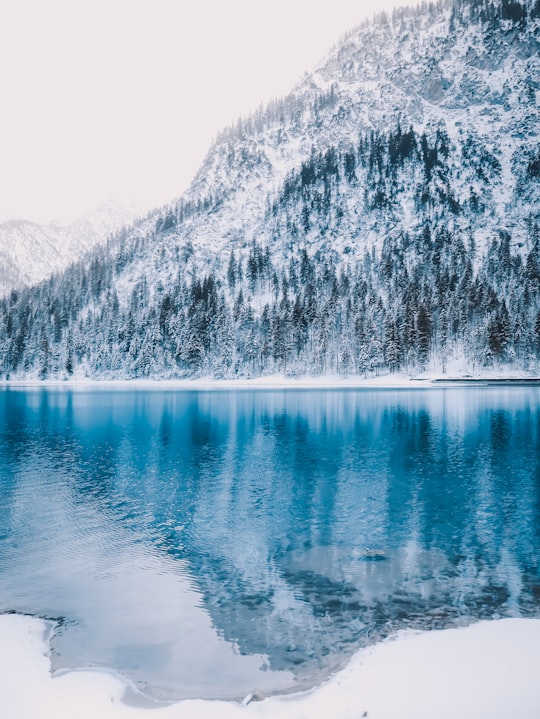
[{"left": 0, "top": 0, "right": 414, "bottom": 224}]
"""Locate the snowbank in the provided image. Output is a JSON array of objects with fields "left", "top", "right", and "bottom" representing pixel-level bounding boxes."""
[
  {"left": 3, "top": 370, "right": 540, "bottom": 391},
  {"left": 1, "top": 374, "right": 417, "bottom": 390},
  {"left": 2, "top": 614, "right": 539, "bottom": 719}
]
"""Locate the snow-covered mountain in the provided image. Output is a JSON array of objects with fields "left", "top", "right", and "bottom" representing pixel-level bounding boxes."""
[
  {"left": 0, "top": 202, "right": 140, "bottom": 297},
  {"left": 172, "top": 0, "right": 539, "bottom": 259},
  {"left": 1, "top": 0, "right": 540, "bottom": 379}
]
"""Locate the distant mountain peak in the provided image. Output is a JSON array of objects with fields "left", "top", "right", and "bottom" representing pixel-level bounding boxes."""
[{"left": 0, "top": 202, "right": 141, "bottom": 296}]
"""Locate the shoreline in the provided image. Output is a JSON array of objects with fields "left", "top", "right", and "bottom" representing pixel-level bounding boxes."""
[
  {"left": 2, "top": 372, "right": 540, "bottom": 391},
  {"left": 1, "top": 614, "right": 539, "bottom": 718}
]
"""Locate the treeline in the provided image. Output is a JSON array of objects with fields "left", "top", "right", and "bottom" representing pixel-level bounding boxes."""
[
  {"left": 457, "top": 0, "right": 540, "bottom": 23},
  {"left": 1, "top": 230, "right": 539, "bottom": 380}
]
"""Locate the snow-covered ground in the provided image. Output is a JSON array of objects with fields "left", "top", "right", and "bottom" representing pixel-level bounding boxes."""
[
  {"left": 1, "top": 614, "right": 539, "bottom": 719},
  {"left": 1, "top": 368, "right": 540, "bottom": 391}
]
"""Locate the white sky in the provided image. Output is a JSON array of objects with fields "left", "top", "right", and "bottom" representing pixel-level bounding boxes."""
[{"left": 0, "top": 0, "right": 413, "bottom": 224}]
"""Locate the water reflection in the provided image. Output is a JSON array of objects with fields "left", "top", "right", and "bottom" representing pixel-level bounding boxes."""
[{"left": 0, "top": 387, "right": 539, "bottom": 699}]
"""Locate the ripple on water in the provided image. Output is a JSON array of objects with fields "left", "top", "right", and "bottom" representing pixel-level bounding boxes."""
[{"left": 0, "top": 386, "right": 539, "bottom": 699}]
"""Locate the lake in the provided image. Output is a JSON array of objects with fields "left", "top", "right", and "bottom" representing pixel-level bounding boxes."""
[{"left": 0, "top": 386, "right": 539, "bottom": 701}]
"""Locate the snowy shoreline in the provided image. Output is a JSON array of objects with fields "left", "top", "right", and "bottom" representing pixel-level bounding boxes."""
[
  {"left": 2, "top": 372, "right": 540, "bottom": 391},
  {"left": 1, "top": 614, "right": 539, "bottom": 719}
]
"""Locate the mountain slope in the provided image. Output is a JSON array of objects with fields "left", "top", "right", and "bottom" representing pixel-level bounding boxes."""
[
  {"left": 0, "top": 202, "right": 139, "bottom": 297},
  {"left": 171, "top": 0, "right": 539, "bottom": 260},
  {"left": 1, "top": 0, "right": 540, "bottom": 379}
]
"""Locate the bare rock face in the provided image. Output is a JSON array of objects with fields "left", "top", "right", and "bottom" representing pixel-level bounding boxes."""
[{"left": 419, "top": 70, "right": 451, "bottom": 104}]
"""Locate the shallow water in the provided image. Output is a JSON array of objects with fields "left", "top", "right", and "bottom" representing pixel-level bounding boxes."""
[{"left": 0, "top": 387, "right": 539, "bottom": 700}]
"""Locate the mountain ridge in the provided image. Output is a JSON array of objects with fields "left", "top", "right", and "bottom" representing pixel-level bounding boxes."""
[{"left": 0, "top": 202, "right": 141, "bottom": 296}]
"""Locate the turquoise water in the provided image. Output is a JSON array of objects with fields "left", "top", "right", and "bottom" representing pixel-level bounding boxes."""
[{"left": 0, "top": 387, "right": 539, "bottom": 700}]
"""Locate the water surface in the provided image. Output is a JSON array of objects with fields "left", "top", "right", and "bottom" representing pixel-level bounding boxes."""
[{"left": 0, "top": 387, "right": 539, "bottom": 700}]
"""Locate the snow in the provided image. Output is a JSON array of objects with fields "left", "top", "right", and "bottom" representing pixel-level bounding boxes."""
[
  {"left": 1, "top": 375, "right": 415, "bottom": 390},
  {"left": 0, "top": 201, "right": 140, "bottom": 296},
  {"left": 1, "top": 614, "right": 539, "bottom": 719},
  {"left": 2, "top": 5, "right": 540, "bottom": 381},
  {"left": 2, "top": 368, "right": 540, "bottom": 391}
]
